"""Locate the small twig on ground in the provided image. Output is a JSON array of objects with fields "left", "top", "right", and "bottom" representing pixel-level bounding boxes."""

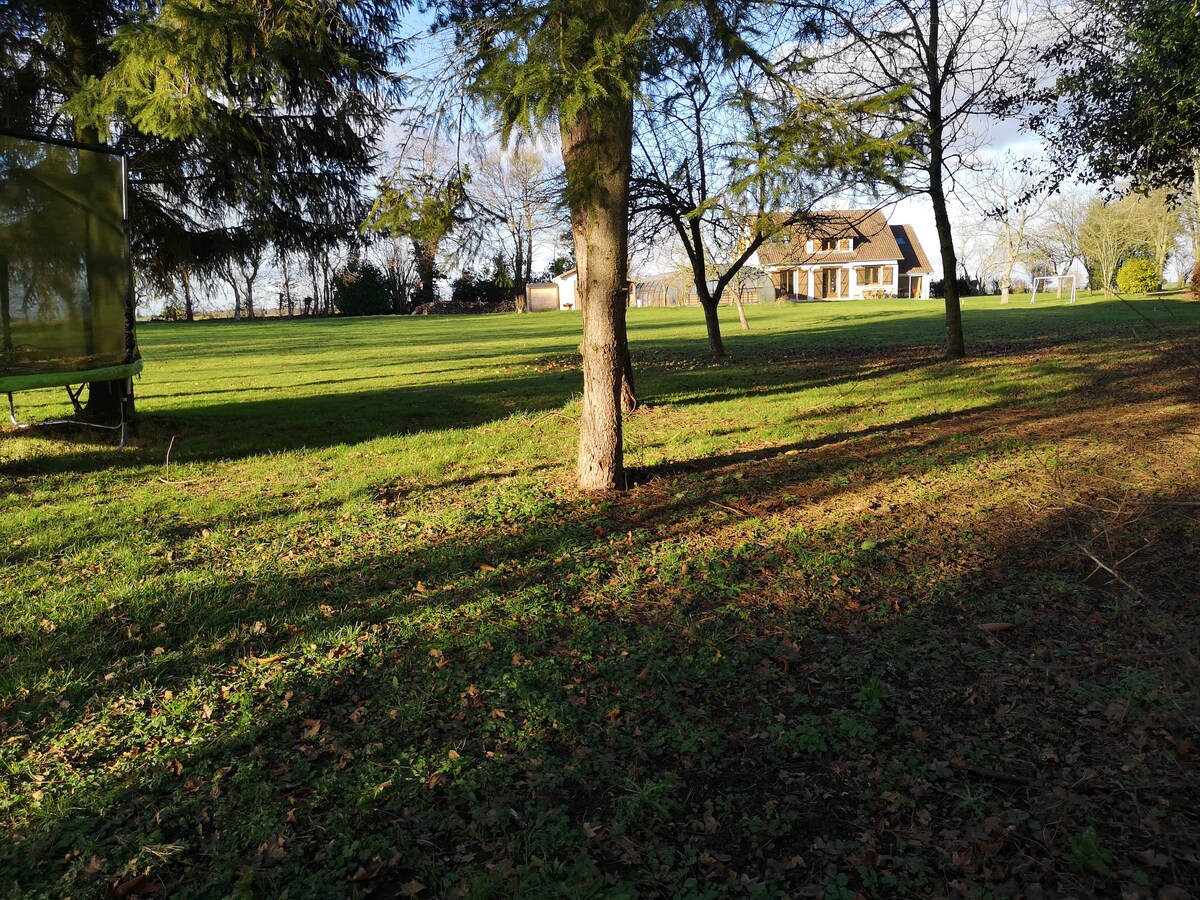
[
  {"left": 529, "top": 410, "right": 578, "bottom": 427},
  {"left": 1076, "top": 542, "right": 1148, "bottom": 601},
  {"left": 708, "top": 499, "right": 751, "bottom": 517},
  {"left": 158, "top": 435, "right": 199, "bottom": 485}
]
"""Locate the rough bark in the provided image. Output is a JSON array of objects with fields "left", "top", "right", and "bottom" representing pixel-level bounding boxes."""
[
  {"left": 929, "top": 145, "right": 964, "bottom": 356},
  {"left": 562, "top": 98, "right": 634, "bottom": 490},
  {"left": 83, "top": 377, "right": 135, "bottom": 424},
  {"left": 414, "top": 244, "right": 438, "bottom": 305},
  {"left": 1193, "top": 153, "right": 1200, "bottom": 300},
  {"left": 925, "top": 1, "right": 965, "bottom": 359},
  {"left": 701, "top": 299, "right": 726, "bottom": 357}
]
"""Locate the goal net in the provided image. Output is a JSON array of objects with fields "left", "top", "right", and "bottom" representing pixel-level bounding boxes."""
[{"left": 1029, "top": 274, "right": 1077, "bottom": 305}]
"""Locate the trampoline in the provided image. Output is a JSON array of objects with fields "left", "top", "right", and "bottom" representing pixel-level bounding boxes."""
[{"left": 0, "top": 131, "right": 141, "bottom": 445}]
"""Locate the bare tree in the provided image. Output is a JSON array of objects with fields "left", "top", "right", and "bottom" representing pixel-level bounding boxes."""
[
  {"left": 816, "top": 0, "right": 1039, "bottom": 357},
  {"left": 632, "top": 18, "right": 911, "bottom": 357},
  {"left": 1078, "top": 197, "right": 1138, "bottom": 296},
  {"left": 470, "top": 140, "right": 564, "bottom": 295},
  {"left": 962, "top": 152, "right": 1045, "bottom": 304},
  {"left": 1028, "top": 186, "right": 1092, "bottom": 290}
]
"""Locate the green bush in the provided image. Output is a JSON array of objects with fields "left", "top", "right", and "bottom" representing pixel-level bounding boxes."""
[
  {"left": 1115, "top": 257, "right": 1160, "bottom": 295},
  {"left": 334, "top": 262, "right": 393, "bottom": 316}
]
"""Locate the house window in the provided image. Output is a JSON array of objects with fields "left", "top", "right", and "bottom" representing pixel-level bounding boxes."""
[
  {"left": 861, "top": 266, "right": 881, "bottom": 285},
  {"left": 839, "top": 238, "right": 852, "bottom": 251},
  {"left": 817, "top": 238, "right": 838, "bottom": 251}
]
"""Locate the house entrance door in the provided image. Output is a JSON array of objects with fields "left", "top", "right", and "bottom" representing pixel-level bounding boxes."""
[{"left": 821, "top": 268, "right": 838, "bottom": 298}]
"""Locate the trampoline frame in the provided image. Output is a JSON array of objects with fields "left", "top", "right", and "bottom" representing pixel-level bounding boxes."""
[{"left": 1, "top": 129, "right": 141, "bottom": 448}]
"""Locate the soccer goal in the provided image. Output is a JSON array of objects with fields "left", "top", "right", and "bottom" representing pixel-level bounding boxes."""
[{"left": 1029, "top": 274, "right": 1077, "bottom": 305}]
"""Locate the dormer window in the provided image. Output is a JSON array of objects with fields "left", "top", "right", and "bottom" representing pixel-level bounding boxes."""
[
  {"left": 817, "top": 238, "right": 837, "bottom": 251},
  {"left": 839, "top": 238, "right": 853, "bottom": 251}
]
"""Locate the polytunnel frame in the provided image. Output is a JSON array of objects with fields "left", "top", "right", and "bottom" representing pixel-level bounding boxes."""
[{"left": 0, "top": 128, "right": 142, "bottom": 447}]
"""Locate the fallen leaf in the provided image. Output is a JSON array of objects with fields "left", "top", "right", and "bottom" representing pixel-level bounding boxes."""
[
  {"left": 80, "top": 855, "right": 105, "bottom": 878},
  {"left": 259, "top": 834, "right": 286, "bottom": 859},
  {"left": 399, "top": 880, "right": 426, "bottom": 897},
  {"left": 299, "top": 719, "right": 322, "bottom": 739}
]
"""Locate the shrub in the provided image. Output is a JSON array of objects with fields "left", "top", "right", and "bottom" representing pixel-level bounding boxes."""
[
  {"left": 451, "top": 272, "right": 514, "bottom": 305},
  {"left": 930, "top": 276, "right": 982, "bottom": 298},
  {"left": 1115, "top": 257, "right": 1160, "bottom": 295},
  {"left": 334, "top": 262, "right": 393, "bottom": 316}
]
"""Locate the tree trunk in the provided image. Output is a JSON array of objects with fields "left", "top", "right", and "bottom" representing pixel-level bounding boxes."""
[
  {"left": 929, "top": 165, "right": 964, "bottom": 356},
  {"left": 700, "top": 298, "right": 725, "bottom": 357},
  {"left": 1000, "top": 272, "right": 1010, "bottom": 304},
  {"left": 83, "top": 377, "right": 134, "bottom": 424},
  {"left": 1, "top": 255, "right": 11, "bottom": 358},
  {"left": 414, "top": 244, "right": 438, "bottom": 305},
  {"left": 1192, "top": 153, "right": 1200, "bottom": 300},
  {"left": 736, "top": 300, "right": 749, "bottom": 330},
  {"left": 925, "top": 1, "right": 965, "bottom": 358},
  {"left": 562, "top": 98, "right": 634, "bottom": 490},
  {"left": 618, "top": 324, "right": 638, "bottom": 414},
  {"left": 232, "top": 277, "right": 243, "bottom": 321},
  {"left": 182, "top": 266, "right": 194, "bottom": 322},
  {"left": 525, "top": 224, "right": 534, "bottom": 288}
]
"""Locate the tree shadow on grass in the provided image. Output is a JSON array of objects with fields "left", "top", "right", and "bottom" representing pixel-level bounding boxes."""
[
  {"left": 6, "top": 298, "right": 1197, "bottom": 483},
  {"left": 2, "top": 341, "right": 1199, "bottom": 896}
]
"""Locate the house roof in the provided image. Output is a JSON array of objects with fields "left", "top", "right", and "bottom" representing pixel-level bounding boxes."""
[
  {"left": 891, "top": 224, "right": 933, "bottom": 275},
  {"left": 755, "top": 210, "right": 931, "bottom": 274}
]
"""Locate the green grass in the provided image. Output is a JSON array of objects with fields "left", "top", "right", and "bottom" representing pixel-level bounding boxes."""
[{"left": 2, "top": 294, "right": 1199, "bottom": 898}]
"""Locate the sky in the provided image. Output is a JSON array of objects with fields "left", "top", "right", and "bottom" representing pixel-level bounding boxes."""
[
  {"left": 150, "top": 4, "right": 1178, "bottom": 315},
  {"left": 383, "top": 8, "right": 1076, "bottom": 287}
]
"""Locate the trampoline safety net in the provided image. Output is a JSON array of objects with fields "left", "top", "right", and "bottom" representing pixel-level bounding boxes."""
[{"left": 0, "top": 133, "right": 141, "bottom": 394}]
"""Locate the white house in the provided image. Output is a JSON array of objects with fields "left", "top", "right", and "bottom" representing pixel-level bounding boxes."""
[{"left": 751, "top": 210, "right": 933, "bottom": 300}]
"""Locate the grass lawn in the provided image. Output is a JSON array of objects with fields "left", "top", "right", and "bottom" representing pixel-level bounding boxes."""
[{"left": 2, "top": 294, "right": 1199, "bottom": 898}]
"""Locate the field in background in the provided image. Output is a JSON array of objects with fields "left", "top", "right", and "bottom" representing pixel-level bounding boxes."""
[{"left": 3, "top": 296, "right": 1199, "bottom": 898}]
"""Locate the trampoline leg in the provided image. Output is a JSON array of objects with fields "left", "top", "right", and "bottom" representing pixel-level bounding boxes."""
[
  {"left": 7, "top": 392, "right": 18, "bottom": 427},
  {"left": 117, "top": 380, "right": 129, "bottom": 450},
  {"left": 66, "top": 384, "right": 86, "bottom": 416}
]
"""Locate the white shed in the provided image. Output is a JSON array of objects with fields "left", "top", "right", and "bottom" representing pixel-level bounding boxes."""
[{"left": 551, "top": 269, "right": 578, "bottom": 310}]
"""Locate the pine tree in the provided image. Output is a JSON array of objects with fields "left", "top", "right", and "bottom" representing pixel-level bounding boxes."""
[
  {"left": 1, "top": 0, "right": 406, "bottom": 419},
  {"left": 438, "top": 0, "right": 783, "bottom": 489}
]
